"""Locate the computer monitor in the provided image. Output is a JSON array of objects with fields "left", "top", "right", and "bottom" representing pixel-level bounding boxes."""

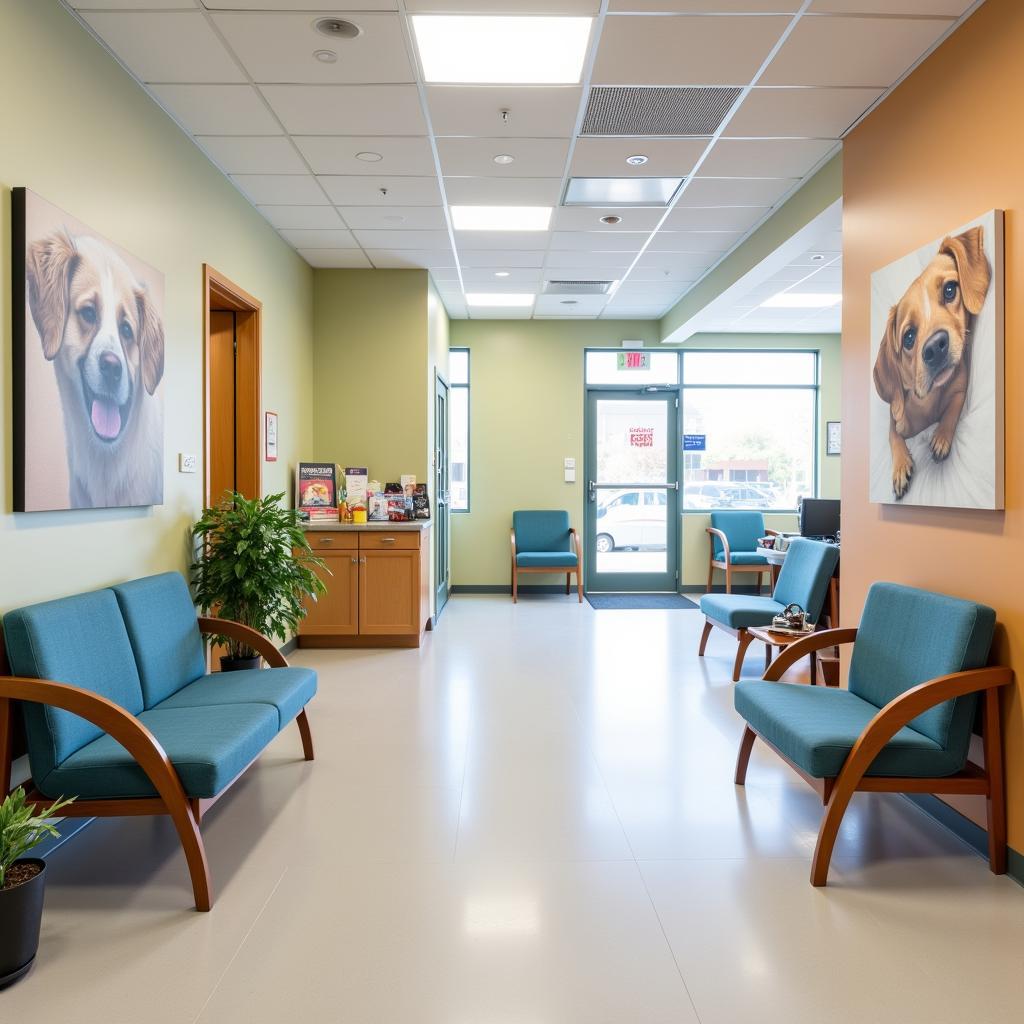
[{"left": 799, "top": 498, "right": 840, "bottom": 541}]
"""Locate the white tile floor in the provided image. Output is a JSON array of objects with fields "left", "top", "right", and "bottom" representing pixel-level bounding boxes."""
[{"left": 7, "top": 595, "right": 1024, "bottom": 1023}]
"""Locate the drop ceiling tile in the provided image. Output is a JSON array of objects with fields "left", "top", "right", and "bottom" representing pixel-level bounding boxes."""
[
  {"left": 609, "top": 1, "right": 799, "bottom": 9},
  {"left": 761, "top": 15, "right": 954, "bottom": 87},
  {"left": 408, "top": 1, "right": 598, "bottom": 11},
  {"left": 552, "top": 207, "right": 663, "bottom": 232},
  {"left": 626, "top": 267, "right": 698, "bottom": 283},
  {"left": 454, "top": 231, "right": 552, "bottom": 251},
  {"left": 211, "top": 13, "right": 413, "bottom": 85},
  {"left": 570, "top": 138, "right": 705, "bottom": 178},
  {"left": 648, "top": 231, "right": 740, "bottom": 252},
  {"left": 338, "top": 207, "right": 447, "bottom": 230},
  {"left": 461, "top": 268, "right": 543, "bottom": 284},
  {"left": 726, "top": 86, "right": 884, "bottom": 139},
  {"left": 469, "top": 309, "right": 533, "bottom": 319},
  {"left": 699, "top": 138, "right": 836, "bottom": 177},
  {"left": 459, "top": 250, "right": 546, "bottom": 268},
  {"left": 353, "top": 229, "right": 453, "bottom": 250},
  {"left": 260, "top": 85, "right": 426, "bottom": 135},
  {"left": 548, "top": 231, "right": 647, "bottom": 252},
  {"left": 297, "top": 249, "right": 373, "bottom": 268},
  {"left": 257, "top": 205, "right": 343, "bottom": 229},
  {"left": 593, "top": 15, "right": 789, "bottom": 86},
  {"left": 809, "top": 0, "right": 971, "bottom": 13},
  {"left": 635, "top": 251, "right": 718, "bottom": 271},
  {"left": 280, "top": 228, "right": 362, "bottom": 248},
  {"left": 545, "top": 250, "right": 637, "bottom": 269},
  {"left": 426, "top": 86, "right": 582, "bottom": 138},
  {"left": 149, "top": 84, "right": 279, "bottom": 135},
  {"left": 613, "top": 282, "right": 687, "bottom": 299},
  {"left": 318, "top": 176, "right": 442, "bottom": 206},
  {"left": 599, "top": 309, "right": 663, "bottom": 319},
  {"left": 204, "top": 1, "right": 397, "bottom": 8},
  {"left": 534, "top": 295, "right": 610, "bottom": 315},
  {"left": 365, "top": 250, "right": 455, "bottom": 269},
  {"left": 81, "top": 12, "right": 244, "bottom": 83},
  {"left": 293, "top": 136, "right": 436, "bottom": 176},
  {"left": 677, "top": 176, "right": 798, "bottom": 207},
  {"left": 663, "top": 206, "right": 768, "bottom": 232},
  {"left": 231, "top": 174, "right": 326, "bottom": 205},
  {"left": 456, "top": 278, "right": 538, "bottom": 294},
  {"left": 443, "top": 177, "right": 563, "bottom": 205},
  {"left": 196, "top": 136, "right": 305, "bottom": 174},
  {"left": 436, "top": 138, "right": 570, "bottom": 178},
  {"left": 543, "top": 264, "right": 629, "bottom": 280},
  {"left": 71, "top": 0, "right": 197, "bottom": 7}
]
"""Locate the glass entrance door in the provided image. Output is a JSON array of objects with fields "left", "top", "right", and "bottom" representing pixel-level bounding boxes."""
[
  {"left": 585, "top": 391, "right": 679, "bottom": 592},
  {"left": 435, "top": 374, "right": 450, "bottom": 618}
]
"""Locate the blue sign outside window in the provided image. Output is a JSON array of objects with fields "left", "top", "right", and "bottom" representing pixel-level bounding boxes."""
[{"left": 683, "top": 434, "right": 706, "bottom": 452}]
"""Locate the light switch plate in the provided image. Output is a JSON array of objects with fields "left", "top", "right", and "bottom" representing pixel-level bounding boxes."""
[{"left": 179, "top": 453, "right": 198, "bottom": 474}]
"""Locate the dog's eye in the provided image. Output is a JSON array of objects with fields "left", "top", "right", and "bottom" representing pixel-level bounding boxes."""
[
  {"left": 119, "top": 321, "right": 134, "bottom": 343},
  {"left": 902, "top": 327, "right": 916, "bottom": 350},
  {"left": 943, "top": 281, "right": 958, "bottom": 302},
  {"left": 78, "top": 304, "right": 97, "bottom": 325}
]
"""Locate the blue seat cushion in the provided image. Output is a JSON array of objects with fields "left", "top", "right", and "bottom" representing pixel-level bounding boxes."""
[
  {"left": 700, "top": 594, "right": 784, "bottom": 629},
  {"left": 40, "top": 704, "right": 279, "bottom": 800},
  {"left": 773, "top": 538, "right": 840, "bottom": 624},
  {"left": 516, "top": 551, "right": 578, "bottom": 568},
  {"left": 723, "top": 551, "right": 769, "bottom": 566},
  {"left": 513, "top": 510, "right": 572, "bottom": 554},
  {"left": 155, "top": 667, "right": 317, "bottom": 731},
  {"left": 3, "top": 590, "right": 145, "bottom": 780},
  {"left": 734, "top": 681, "right": 961, "bottom": 779},
  {"left": 112, "top": 573, "right": 206, "bottom": 707},
  {"left": 710, "top": 511, "right": 765, "bottom": 559}
]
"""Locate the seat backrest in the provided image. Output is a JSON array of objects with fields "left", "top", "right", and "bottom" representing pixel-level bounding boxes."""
[
  {"left": 773, "top": 538, "right": 840, "bottom": 623},
  {"left": 709, "top": 511, "right": 765, "bottom": 558},
  {"left": 513, "top": 510, "right": 571, "bottom": 553},
  {"left": 112, "top": 573, "right": 206, "bottom": 707},
  {"left": 849, "top": 583, "right": 995, "bottom": 762},
  {"left": 3, "top": 589, "right": 145, "bottom": 780}
]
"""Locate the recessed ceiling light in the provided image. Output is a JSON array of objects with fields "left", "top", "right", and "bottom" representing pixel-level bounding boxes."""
[
  {"left": 412, "top": 16, "right": 592, "bottom": 84},
  {"left": 356, "top": 151, "right": 383, "bottom": 162},
  {"left": 600, "top": 215, "right": 622, "bottom": 225},
  {"left": 761, "top": 292, "right": 842, "bottom": 308},
  {"left": 565, "top": 177, "right": 682, "bottom": 207},
  {"left": 493, "top": 154, "right": 515, "bottom": 166},
  {"left": 451, "top": 205, "right": 552, "bottom": 231},
  {"left": 314, "top": 18, "right": 361, "bottom": 39},
  {"left": 494, "top": 271, "right": 510, "bottom": 278},
  {"left": 313, "top": 49, "right": 338, "bottom": 63},
  {"left": 466, "top": 293, "right": 535, "bottom": 307},
  {"left": 626, "top": 155, "right": 648, "bottom": 166}
]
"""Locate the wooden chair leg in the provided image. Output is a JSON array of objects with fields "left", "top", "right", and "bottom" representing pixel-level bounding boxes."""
[
  {"left": 512, "top": 565, "right": 518, "bottom": 603},
  {"left": 707, "top": 560, "right": 714, "bottom": 593},
  {"left": 566, "top": 572, "right": 571, "bottom": 595},
  {"left": 732, "top": 629, "right": 754, "bottom": 682},
  {"left": 764, "top": 643, "right": 772, "bottom": 671},
  {"left": 810, "top": 778, "right": 857, "bottom": 887},
  {"left": 577, "top": 569, "right": 583, "bottom": 604},
  {"left": 983, "top": 687, "right": 1007, "bottom": 874},
  {"left": 735, "top": 725, "right": 757, "bottom": 785},
  {"left": 296, "top": 708, "right": 315, "bottom": 761},
  {"left": 167, "top": 798, "right": 212, "bottom": 911},
  {"left": 698, "top": 619, "right": 713, "bottom": 656},
  {"left": 725, "top": 562, "right": 733, "bottom": 594}
]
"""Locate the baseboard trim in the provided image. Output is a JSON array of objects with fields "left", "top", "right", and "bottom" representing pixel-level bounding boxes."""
[
  {"left": 679, "top": 584, "right": 765, "bottom": 595},
  {"left": 451, "top": 584, "right": 567, "bottom": 595},
  {"left": 280, "top": 637, "right": 298, "bottom": 657}
]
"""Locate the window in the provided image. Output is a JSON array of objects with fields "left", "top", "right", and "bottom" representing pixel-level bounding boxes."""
[
  {"left": 681, "top": 351, "right": 817, "bottom": 512},
  {"left": 585, "top": 350, "right": 679, "bottom": 385},
  {"left": 450, "top": 348, "right": 470, "bottom": 512}
]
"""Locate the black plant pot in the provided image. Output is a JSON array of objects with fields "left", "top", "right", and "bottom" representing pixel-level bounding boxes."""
[
  {"left": 0, "top": 859, "right": 46, "bottom": 989},
  {"left": 220, "top": 654, "right": 262, "bottom": 673}
]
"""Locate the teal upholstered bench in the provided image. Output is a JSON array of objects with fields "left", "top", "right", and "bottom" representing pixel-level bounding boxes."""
[
  {"left": 734, "top": 582, "right": 1012, "bottom": 887},
  {"left": 0, "top": 572, "right": 316, "bottom": 911}
]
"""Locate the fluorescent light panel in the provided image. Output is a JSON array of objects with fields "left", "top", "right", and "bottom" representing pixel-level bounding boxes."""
[
  {"left": 564, "top": 177, "right": 683, "bottom": 207},
  {"left": 466, "top": 293, "right": 535, "bottom": 308},
  {"left": 412, "top": 16, "right": 592, "bottom": 85},
  {"left": 761, "top": 292, "right": 842, "bottom": 308},
  {"left": 451, "top": 206, "right": 552, "bottom": 231}
]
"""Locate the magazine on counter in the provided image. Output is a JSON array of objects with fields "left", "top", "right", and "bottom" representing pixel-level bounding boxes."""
[
  {"left": 412, "top": 483, "right": 430, "bottom": 520},
  {"left": 344, "top": 467, "right": 368, "bottom": 512},
  {"left": 296, "top": 462, "right": 339, "bottom": 520}
]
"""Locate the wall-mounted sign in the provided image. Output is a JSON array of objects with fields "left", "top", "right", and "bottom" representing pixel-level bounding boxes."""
[
  {"left": 629, "top": 427, "right": 654, "bottom": 448},
  {"left": 683, "top": 434, "right": 706, "bottom": 452},
  {"left": 617, "top": 351, "right": 651, "bottom": 371}
]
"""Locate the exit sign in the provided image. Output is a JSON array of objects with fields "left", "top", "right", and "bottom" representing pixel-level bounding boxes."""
[{"left": 617, "top": 351, "right": 651, "bottom": 371}]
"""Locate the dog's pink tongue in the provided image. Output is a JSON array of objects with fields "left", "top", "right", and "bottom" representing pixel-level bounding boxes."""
[{"left": 91, "top": 399, "right": 121, "bottom": 439}]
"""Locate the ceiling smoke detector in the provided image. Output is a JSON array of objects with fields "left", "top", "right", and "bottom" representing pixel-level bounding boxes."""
[
  {"left": 493, "top": 153, "right": 515, "bottom": 165},
  {"left": 626, "top": 154, "right": 648, "bottom": 166},
  {"left": 810, "top": 253, "right": 826, "bottom": 261},
  {"left": 600, "top": 215, "right": 622, "bottom": 225},
  {"left": 356, "top": 151, "right": 383, "bottom": 162},
  {"left": 314, "top": 18, "right": 362, "bottom": 39}
]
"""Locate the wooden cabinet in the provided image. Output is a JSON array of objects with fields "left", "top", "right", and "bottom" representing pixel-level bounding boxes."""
[{"left": 298, "top": 527, "right": 430, "bottom": 648}]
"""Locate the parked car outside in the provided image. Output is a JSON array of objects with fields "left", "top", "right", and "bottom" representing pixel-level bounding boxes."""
[{"left": 595, "top": 489, "right": 667, "bottom": 552}]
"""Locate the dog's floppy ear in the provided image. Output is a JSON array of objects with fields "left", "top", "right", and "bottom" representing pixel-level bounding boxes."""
[
  {"left": 873, "top": 306, "right": 905, "bottom": 416},
  {"left": 26, "top": 229, "right": 78, "bottom": 359},
  {"left": 135, "top": 287, "right": 165, "bottom": 395},
  {"left": 941, "top": 226, "right": 991, "bottom": 314}
]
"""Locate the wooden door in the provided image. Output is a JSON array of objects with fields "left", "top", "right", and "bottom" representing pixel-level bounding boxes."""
[
  {"left": 358, "top": 549, "right": 419, "bottom": 635},
  {"left": 301, "top": 547, "right": 359, "bottom": 636},
  {"left": 209, "top": 310, "right": 236, "bottom": 505}
]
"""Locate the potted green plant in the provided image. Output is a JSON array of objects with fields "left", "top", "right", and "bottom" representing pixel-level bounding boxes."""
[
  {"left": 191, "top": 491, "right": 328, "bottom": 671},
  {"left": 0, "top": 787, "right": 74, "bottom": 988}
]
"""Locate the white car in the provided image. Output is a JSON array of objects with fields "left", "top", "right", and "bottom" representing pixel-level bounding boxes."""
[{"left": 595, "top": 490, "right": 667, "bottom": 552}]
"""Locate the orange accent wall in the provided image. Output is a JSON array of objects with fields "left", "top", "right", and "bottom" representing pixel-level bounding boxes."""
[{"left": 842, "top": 0, "right": 1023, "bottom": 845}]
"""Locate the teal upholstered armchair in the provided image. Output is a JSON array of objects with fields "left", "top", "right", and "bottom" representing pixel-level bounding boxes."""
[
  {"left": 699, "top": 538, "right": 840, "bottom": 681},
  {"left": 706, "top": 511, "right": 773, "bottom": 594},
  {"left": 510, "top": 510, "right": 582, "bottom": 603},
  {"left": 734, "top": 583, "right": 1011, "bottom": 887}
]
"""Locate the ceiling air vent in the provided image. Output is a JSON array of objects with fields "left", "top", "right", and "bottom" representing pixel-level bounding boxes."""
[
  {"left": 544, "top": 280, "right": 614, "bottom": 296},
  {"left": 581, "top": 86, "right": 741, "bottom": 137}
]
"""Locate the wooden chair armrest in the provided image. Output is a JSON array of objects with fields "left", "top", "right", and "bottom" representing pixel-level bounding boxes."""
[
  {"left": 509, "top": 528, "right": 517, "bottom": 561},
  {"left": 196, "top": 617, "right": 288, "bottom": 669},
  {"left": 706, "top": 526, "right": 730, "bottom": 563},
  {"left": 764, "top": 528, "right": 780, "bottom": 536},
  {"left": 762, "top": 628, "right": 859, "bottom": 681},
  {"left": 838, "top": 666, "right": 1013, "bottom": 786},
  {"left": 0, "top": 676, "right": 188, "bottom": 806},
  {"left": 569, "top": 527, "right": 582, "bottom": 561}
]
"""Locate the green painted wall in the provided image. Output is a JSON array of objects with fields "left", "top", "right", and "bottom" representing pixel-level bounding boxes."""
[
  {"left": 0, "top": 0, "right": 313, "bottom": 613},
  {"left": 449, "top": 322, "right": 840, "bottom": 588}
]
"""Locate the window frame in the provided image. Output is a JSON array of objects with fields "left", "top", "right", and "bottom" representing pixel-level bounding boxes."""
[{"left": 449, "top": 347, "right": 471, "bottom": 514}]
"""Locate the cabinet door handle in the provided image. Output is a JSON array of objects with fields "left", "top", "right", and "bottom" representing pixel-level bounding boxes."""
[
  {"left": 380, "top": 537, "right": 396, "bottom": 544},
  {"left": 320, "top": 536, "right": 333, "bottom": 544},
  {"left": 359, "top": 557, "right": 367, "bottom": 564},
  {"left": 351, "top": 557, "right": 358, "bottom": 564}
]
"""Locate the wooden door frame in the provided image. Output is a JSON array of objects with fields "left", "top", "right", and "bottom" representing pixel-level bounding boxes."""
[{"left": 202, "top": 265, "right": 262, "bottom": 505}]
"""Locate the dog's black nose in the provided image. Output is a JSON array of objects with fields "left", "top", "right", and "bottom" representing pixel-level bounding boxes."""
[
  {"left": 922, "top": 330, "right": 949, "bottom": 367},
  {"left": 99, "top": 351, "right": 123, "bottom": 384}
]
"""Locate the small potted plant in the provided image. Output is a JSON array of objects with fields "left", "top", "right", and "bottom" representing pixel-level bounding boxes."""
[
  {"left": 0, "top": 787, "right": 74, "bottom": 988},
  {"left": 191, "top": 491, "right": 327, "bottom": 671}
]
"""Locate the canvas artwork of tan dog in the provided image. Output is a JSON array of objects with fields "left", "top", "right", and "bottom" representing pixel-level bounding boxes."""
[
  {"left": 26, "top": 229, "right": 165, "bottom": 509},
  {"left": 872, "top": 226, "right": 991, "bottom": 500}
]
